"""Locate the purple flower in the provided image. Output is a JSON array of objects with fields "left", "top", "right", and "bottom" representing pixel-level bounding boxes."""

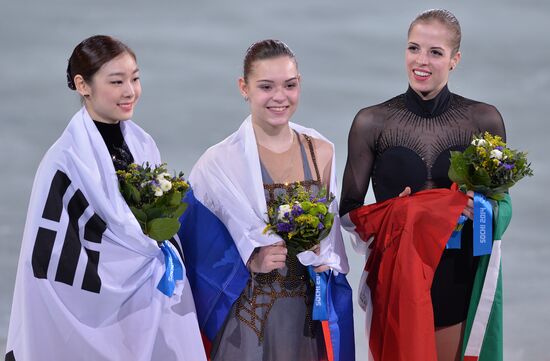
[
  {"left": 495, "top": 146, "right": 504, "bottom": 151},
  {"left": 276, "top": 222, "right": 293, "bottom": 233},
  {"left": 503, "top": 163, "right": 515, "bottom": 170},
  {"left": 318, "top": 214, "right": 325, "bottom": 221},
  {"left": 317, "top": 197, "right": 326, "bottom": 203},
  {"left": 291, "top": 204, "right": 303, "bottom": 217},
  {"left": 317, "top": 222, "right": 325, "bottom": 230}
]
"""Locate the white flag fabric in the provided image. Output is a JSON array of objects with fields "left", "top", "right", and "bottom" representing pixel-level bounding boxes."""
[
  {"left": 5, "top": 107, "right": 206, "bottom": 361},
  {"left": 190, "top": 115, "right": 349, "bottom": 274}
]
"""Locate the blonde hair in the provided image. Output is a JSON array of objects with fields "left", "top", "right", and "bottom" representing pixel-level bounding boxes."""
[{"left": 408, "top": 9, "right": 461, "bottom": 55}]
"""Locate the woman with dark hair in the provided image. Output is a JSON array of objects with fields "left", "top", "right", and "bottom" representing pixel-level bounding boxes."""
[
  {"left": 5, "top": 35, "right": 206, "bottom": 361},
  {"left": 340, "top": 9, "right": 506, "bottom": 361},
  {"left": 178, "top": 39, "right": 354, "bottom": 361}
]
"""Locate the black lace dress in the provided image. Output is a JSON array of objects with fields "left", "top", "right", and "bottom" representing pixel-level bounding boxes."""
[{"left": 340, "top": 85, "right": 506, "bottom": 326}]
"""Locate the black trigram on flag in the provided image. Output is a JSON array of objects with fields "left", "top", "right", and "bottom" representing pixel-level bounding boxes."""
[{"left": 31, "top": 170, "right": 106, "bottom": 293}]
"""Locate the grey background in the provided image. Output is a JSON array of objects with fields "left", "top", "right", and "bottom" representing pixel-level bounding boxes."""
[{"left": 1, "top": 1, "right": 548, "bottom": 360}]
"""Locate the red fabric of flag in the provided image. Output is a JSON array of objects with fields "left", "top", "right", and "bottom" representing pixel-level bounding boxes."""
[{"left": 350, "top": 189, "right": 468, "bottom": 361}]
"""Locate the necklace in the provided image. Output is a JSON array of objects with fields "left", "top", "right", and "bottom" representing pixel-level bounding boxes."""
[
  {"left": 257, "top": 132, "right": 302, "bottom": 184},
  {"left": 257, "top": 128, "right": 294, "bottom": 153}
]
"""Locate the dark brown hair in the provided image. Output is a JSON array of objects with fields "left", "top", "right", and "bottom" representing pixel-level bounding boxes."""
[
  {"left": 408, "top": 9, "right": 462, "bottom": 55},
  {"left": 66, "top": 35, "right": 136, "bottom": 90},
  {"left": 243, "top": 39, "right": 297, "bottom": 82}
]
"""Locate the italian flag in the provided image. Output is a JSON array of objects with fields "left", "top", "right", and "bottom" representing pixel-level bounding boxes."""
[
  {"left": 348, "top": 189, "right": 512, "bottom": 361},
  {"left": 462, "top": 194, "right": 512, "bottom": 361},
  {"left": 349, "top": 188, "right": 469, "bottom": 361}
]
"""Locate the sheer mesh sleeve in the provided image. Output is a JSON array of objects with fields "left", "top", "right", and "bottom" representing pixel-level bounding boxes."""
[
  {"left": 339, "top": 107, "right": 383, "bottom": 216},
  {"left": 472, "top": 102, "right": 507, "bottom": 141}
]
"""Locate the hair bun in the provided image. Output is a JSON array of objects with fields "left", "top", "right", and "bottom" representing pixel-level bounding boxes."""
[
  {"left": 66, "top": 61, "right": 76, "bottom": 90},
  {"left": 66, "top": 35, "right": 135, "bottom": 93}
]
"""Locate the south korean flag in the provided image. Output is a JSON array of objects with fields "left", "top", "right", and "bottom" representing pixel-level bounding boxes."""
[{"left": 5, "top": 107, "right": 206, "bottom": 361}]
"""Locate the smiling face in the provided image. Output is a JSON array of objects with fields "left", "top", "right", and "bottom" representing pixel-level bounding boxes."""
[
  {"left": 406, "top": 20, "right": 461, "bottom": 100},
  {"left": 239, "top": 55, "right": 300, "bottom": 131},
  {"left": 75, "top": 52, "right": 141, "bottom": 124}
]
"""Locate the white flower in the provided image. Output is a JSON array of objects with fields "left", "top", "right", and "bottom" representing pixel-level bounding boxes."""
[
  {"left": 158, "top": 172, "right": 171, "bottom": 179},
  {"left": 490, "top": 149, "right": 503, "bottom": 160},
  {"left": 152, "top": 186, "right": 163, "bottom": 197},
  {"left": 277, "top": 204, "right": 292, "bottom": 221},
  {"left": 158, "top": 178, "right": 172, "bottom": 192},
  {"left": 472, "top": 139, "right": 488, "bottom": 147}
]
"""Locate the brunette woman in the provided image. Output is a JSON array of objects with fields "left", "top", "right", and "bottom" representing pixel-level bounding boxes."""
[
  {"left": 5, "top": 35, "right": 205, "bottom": 361},
  {"left": 179, "top": 39, "right": 354, "bottom": 361}
]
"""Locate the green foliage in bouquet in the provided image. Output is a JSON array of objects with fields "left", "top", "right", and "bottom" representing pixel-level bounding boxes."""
[
  {"left": 449, "top": 132, "right": 533, "bottom": 200},
  {"left": 116, "top": 162, "right": 189, "bottom": 243},
  {"left": 263, "top": 183, "right": 335, "bottom": 257}
]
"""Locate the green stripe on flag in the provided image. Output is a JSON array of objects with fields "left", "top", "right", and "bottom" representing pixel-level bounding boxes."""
[{"left": 462, "top": 194, "right": 511, "bottom": 361}]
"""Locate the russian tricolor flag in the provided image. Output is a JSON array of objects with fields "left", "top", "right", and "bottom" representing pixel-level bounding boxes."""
[
  {"left": 179, "top": 189, "right": 355, "bottom": 361},
  {"left": 177, "top": 116, "right": 355, "bottom": 360}
]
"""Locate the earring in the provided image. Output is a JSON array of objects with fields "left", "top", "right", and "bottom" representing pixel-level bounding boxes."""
[
  {"left": 244, "top": 95, "right": 249, "bottom": 102},
  {"left": 449, "top": 66, "right": 454, "bottom": 70}
]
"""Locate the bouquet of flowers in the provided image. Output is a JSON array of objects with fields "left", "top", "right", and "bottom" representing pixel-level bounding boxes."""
[
  {"left": 449, "top": 132, "right": 533, "bottom": 200},
  {"left": 263, "top": 183, "right": 335, "bottom": 257},
  {"left": 116, "top": 162, "right": 189, "bottom": 244}
]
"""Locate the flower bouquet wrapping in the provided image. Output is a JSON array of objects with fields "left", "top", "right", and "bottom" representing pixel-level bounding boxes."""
[
  {"left": 447, "top": 132, "right": 533, "bottom": 254},
  {"left": 117, "top": 162, "right": 189, "bottom": 244},
  {"left": 263, "top": 183, "right": 335, "bottom": 257},
  {"left": 116, "top": 162, "right": 189, "bottom": 296}
]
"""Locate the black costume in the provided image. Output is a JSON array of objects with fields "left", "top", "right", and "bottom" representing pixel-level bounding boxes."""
[
  {"left": 340, "top": 85, "right": 506, "bottom": 326},
  {"left": 93, "top": 120, "right": 134, "bottom": 170}
]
